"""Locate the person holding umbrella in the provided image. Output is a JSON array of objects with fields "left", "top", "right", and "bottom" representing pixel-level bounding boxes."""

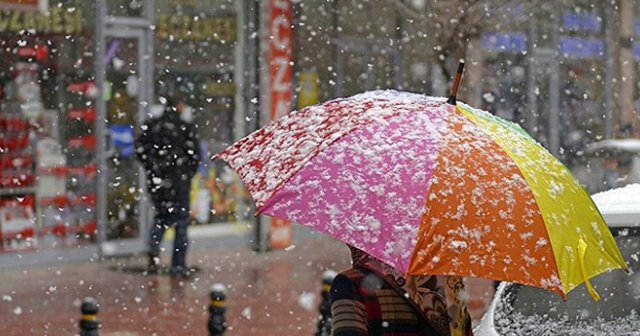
[
  {"left": 330, "top": 245, "right": 472, "bottom": 336},
  {"left": 136, "top": 83, "right": 201, "bottom": 277},
  {"left": 213, "top": 64, "right": 627, "bottom": 332}
]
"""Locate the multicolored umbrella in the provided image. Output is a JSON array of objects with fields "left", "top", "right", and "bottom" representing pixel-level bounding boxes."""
[{"left": 215, "top": 90, "right": 626, "bottom": 299}]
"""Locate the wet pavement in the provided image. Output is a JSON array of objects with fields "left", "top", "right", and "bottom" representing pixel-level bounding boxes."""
[{"left": 0, "top": 236, "right": 494, "bottom": 335}]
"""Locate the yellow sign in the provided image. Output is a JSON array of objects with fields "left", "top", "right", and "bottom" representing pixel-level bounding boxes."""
[
  {"left": 206, "top": 82, "right": 236, "bottom": 97},
  {"left": 0, "top": 6, "right": 83, "bottom": 35},
  {"left": 297, "top": 70, "right": 319, "bottom": 109},
  {"left": 156, "top": 14, "right": 236, "bottom": 43}
]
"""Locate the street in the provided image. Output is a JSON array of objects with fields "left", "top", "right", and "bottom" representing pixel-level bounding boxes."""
[{"left": 0, "top": 235, "right": 494, "bottom": 335}]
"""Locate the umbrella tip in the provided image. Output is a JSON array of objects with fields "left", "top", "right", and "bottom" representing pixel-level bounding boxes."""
[{"left": 447, "top": 60, "right": 465, "bottom": 106}]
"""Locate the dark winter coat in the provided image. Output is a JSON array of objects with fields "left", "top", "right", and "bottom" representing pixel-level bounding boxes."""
[{"left": 136, "top": 108, "right": 201, "bottom": 212}]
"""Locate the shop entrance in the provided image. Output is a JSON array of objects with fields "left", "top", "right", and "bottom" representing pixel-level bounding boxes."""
[{"left": 96, "top": 27, "right": 152, "bottom": 257}]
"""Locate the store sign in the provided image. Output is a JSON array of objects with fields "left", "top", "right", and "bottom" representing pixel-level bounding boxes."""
[
  {"left": 267, "top": 0, "right": 293, "bottom": 250},
  {"left": 0, "top": 0, "right": 42, "bottom": 11},
  {"left": 108, "top": 125, "right": 134, "bottom": 158},
  {"left": 0, "top": 0, "right": 38, "bottom": 5},
  {"left": 0, "top": 6, "right": 82, "bottom": 34},
  {"left": 269, "top": 0, "right": 293, "bottom": 120},
  {"left": 560, "top": 37, "right": 603, "bottom": 59},
  {"left": 297, "top": 70, "right": 319, "bottom": 109},
  {"left": 482, "top": 32, "right": 526, "bottom": 53},
  {"left": 205, "top": 82, "right": 235, "bottom": 97},
  {"left": 156, "top": 14, "right": 236, "bottom": 43},
  {"left": 563, "top": 11, "right": 601, "bottom": 33}
]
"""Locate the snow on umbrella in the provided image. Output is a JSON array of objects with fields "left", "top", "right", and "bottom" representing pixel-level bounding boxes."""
[{"left": 214, "top": 89, "right": 626, "bottom": 300}]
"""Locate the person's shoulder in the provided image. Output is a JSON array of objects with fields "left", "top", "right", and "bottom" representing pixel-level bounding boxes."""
[
  {"left": 138, "top": 119, "right": 156, "bottom": 138},
  {"left": 331, "top": 271, "right": 364, "bottom": 302},
  {"left": 171, "top": 118, "right": 192, "bottom": 129},
  {"left": 142, "top": 116, "right": 163, "bottom": 129},
  {"left": 179, "top": 120, "right": 194, "bottom": 129},
  {"left": 331, "top": 268, "right": 375, "bottom": 293},
  {"left": 181, "top": 121, "right": 199, "bottom": 138},
  {"left": 340, "top": 268, "right": 368, "bottom": 282}
]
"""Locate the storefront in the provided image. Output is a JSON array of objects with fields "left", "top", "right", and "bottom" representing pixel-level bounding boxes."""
[
  {"left": 0, "top": 0, "right": 248, "bottom": 261},
  {"left": 152, "top": 0, "right": 243, "bottom": 227},
  {"left": 0, "top": 1, "right": 99, "bottom": 255}
]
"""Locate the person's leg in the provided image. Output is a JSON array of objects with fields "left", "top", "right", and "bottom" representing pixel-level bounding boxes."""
[
  {"left": 148, "top": 211, "right": 168, "bottom": 270},
  {"left": 170, "top": 207, "right": 190, "bottom": 272}
]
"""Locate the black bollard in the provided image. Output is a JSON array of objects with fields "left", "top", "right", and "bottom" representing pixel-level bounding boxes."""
[
  {"left": 315, "top": 270, "right": 337, "bottom": 336},
  {"left": 208, "top": 283, "right": 227, "bottom": 336},
  {"left": 79, "top": 297, "right": 99, "bottom": 336}
]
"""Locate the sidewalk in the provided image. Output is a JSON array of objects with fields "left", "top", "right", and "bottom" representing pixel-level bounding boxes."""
[{"left": 0, "top": 235, "right": 494, "bottom": 335}]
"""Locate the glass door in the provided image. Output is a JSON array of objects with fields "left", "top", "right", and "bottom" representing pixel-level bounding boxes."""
[{"left": 97, "top": 28, "right": 151, "bottom": 256}]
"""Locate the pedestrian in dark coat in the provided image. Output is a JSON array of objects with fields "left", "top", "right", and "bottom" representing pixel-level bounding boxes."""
[
  {"left": 330, "top": 246, "right": 473, "bottom": 336},
  {"left": 136, "top": 94, "right": 201, "bottom": 277}
]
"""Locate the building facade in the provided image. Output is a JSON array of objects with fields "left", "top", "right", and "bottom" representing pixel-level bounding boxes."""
[{"left": 0, "top": 0, "right": 248, "bottom": 260}]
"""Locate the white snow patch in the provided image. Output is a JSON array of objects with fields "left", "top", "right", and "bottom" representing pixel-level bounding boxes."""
[
  {"left": 241, "top": 307, "right": 252, "bottom": 319},
  {"left": 297, "top": 292, "right": 316, "bottom": 312},
  {"left": 449, "top": 240, "right": 468, "bottom": 251}
]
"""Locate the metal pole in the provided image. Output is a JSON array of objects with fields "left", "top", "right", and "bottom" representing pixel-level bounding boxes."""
[
  {"left": 235, "top": 0, "right": 247, "bottom": 142},
  {"left": 314, "top": 270, "right": 337, "bottom": 336},
  {"left": 95, "top": 0, "right": 108, "bottom": 257},
  {"left": 604, "top": 1, "right": 615, "bottom": 139},
  {"left": 619, "top": 0, "right": 636, "bottom": 135},
  {"left": 365, "top": 47, "right": 374, "bottom": 90},
  {"left": 549, "top": 11, "right": 561, "bottom": 156},
  {"left": 333, "top": 0, "right": 342, "bottom": 97},
  {"left": 136, "top": 0, "right": 154, "bottom": 252},
  {"left": 145, "top": 0, "right": 154, "bottom": 120},
  {"left": 79, "top": 297, "right": 100, "bottom": 336},
  {"left": 208, "top": 284, "right": 227, "bottom": 335},
  {"left": 393, "top": 10, "right": 403, "bottom": 89},
  {"left": 526, "top": 8, "right": 538, "bottom": 136},
  {"left": 233, "top": 0, "right": 247, "bottom": 231},
  {"left": 246, "top": 0, "right": 264, "bottom": 252}
]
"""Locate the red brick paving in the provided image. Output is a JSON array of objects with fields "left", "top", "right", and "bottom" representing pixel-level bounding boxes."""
[{"left": 0, "top": 237, "right": 494, "bottom": 335}]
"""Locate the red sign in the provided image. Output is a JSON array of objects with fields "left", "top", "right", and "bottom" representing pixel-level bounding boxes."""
[
  {"left": 0, "top": 0, "right": 38, "bottom": 5},
  {"left": 0, "top": 0, "right": 39, "bottom": 11},
  {"left": 269, "top": 0, "right": 293, "bottom": 120},
  {"left": 268, "top": 0, "right": 293, "bottom": 250}
]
